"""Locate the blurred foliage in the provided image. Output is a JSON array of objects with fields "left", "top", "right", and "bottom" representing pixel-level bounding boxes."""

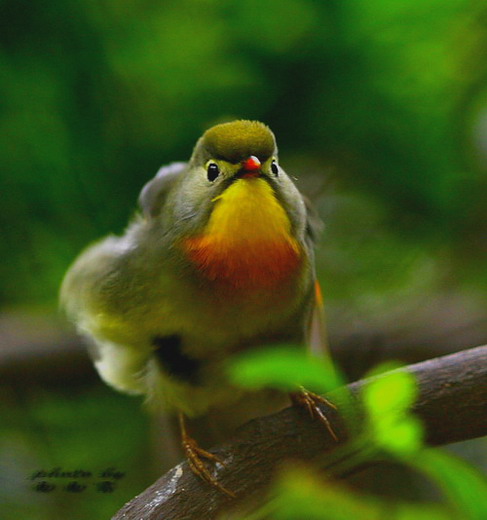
[
  {"left": 229, "top": 348, "right": 487, "bottom": 520},
  {"left": 265, "top": 447, "right": 487, "bottom": 520},
  {"left": 362, "top": 363, "right": 423, "bottom": 456},
  {"left": 228, "top": 344, "right": 344, "bottom": 393},
  {"left": 1, "top": 0, "right": 487, "bottom": 306},
  {"left": 411, "top": 450, "right": 487, "bottom": 520},
  {"left": 271, "top": 467, "right": 455, "bottom": 520}
]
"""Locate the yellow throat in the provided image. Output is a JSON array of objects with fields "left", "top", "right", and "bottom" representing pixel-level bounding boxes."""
[{"left": 183, "top": 177, "right": 302, "bottom": 290}]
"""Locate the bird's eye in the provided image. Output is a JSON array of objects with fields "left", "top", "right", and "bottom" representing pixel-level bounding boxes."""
[
  {"left": 207, "top": 162, "right": 220, "bottom": 182},
  {"left": 271, "top": 160, "right": 279, "bottom": 176}
]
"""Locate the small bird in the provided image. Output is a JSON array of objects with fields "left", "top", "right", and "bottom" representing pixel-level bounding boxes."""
[{"left": 61, "top": 120, "right": 335, "bottom": 496}]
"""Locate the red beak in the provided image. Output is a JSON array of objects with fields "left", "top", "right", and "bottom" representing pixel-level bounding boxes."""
[{"left": 241, "top": 156, "right": 261, "bottom": 178}]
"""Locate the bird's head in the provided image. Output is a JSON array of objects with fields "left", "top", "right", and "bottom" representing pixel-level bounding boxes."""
[
  {"left": 140, "top": 120, "right": 309, "bottom": 266},
  {"left": 167, "top": 120, "right": 306, "bottom": 236},
  {"left": 190, "top": 119, "right": 277, "bottom": 182}
]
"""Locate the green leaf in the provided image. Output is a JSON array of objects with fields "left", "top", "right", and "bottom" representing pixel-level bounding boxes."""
[
  {"left": 374, "top": 416, "right": 424, "bottom": 456},
  {"left": 228, "top": 346, "right": 342, "bottom": 394},
  {"left": 272, "top": 466, "right": 454, "bottom": 520},
  {"left": 363, "top": 364, "right": 418, "bottom": 416},
  {"left": 362, "top": 365, "right": 423, "bottom": 455},
  {"left": 410, "top": 450, "right": 487, "bottom": 520}
]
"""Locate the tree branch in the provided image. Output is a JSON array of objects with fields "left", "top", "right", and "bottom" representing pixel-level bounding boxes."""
[{"left": 113, "top": 345, "right": 487, "bottom": 520}]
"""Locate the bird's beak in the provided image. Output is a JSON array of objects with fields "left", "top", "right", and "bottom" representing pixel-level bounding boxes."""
[{"left": 240, "top": 156, "right": 261, "bottom": 178}]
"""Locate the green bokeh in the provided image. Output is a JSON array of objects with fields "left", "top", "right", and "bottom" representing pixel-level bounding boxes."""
[
  {"left": 1, "top": 0, "right": 486, "bottom": 307},
  {"left": 229, "top": 345, "right": 343, "bottom": 393},
  {"left": 271, "top": 466, "right": 455, "bottom": 520},
  {"left": 1, "top": 1, "right": 486, "bottom": 518}
]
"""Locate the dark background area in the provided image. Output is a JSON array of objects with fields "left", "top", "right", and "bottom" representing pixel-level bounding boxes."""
[{"left": 1, "top": 1, "right": 486, "bottom": 518}]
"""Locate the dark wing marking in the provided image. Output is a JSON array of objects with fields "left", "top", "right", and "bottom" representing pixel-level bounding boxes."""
[
  {"left": 139, "top": 162, "right": 187, "bottom": 218},
  {"left": 153, "top": 335, "right": 201, "bottom": 384}
]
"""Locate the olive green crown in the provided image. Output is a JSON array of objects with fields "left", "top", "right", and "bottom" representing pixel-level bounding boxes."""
[{"left": 201, "top": 120, "right": 276, "bottom": 163}]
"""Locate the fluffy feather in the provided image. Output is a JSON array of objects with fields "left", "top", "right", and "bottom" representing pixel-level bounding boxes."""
[{"left": 183, "top": 177, "right": 302, "bottom": 290}]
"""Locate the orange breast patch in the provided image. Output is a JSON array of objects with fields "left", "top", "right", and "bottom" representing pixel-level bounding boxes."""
[{"left": 182, "top": 177, "right": 303, "bottom": 290}]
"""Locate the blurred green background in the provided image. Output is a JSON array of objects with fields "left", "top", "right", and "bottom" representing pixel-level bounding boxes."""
[{"left": 1, "top": 0, "right": 486, "bottom": 518}]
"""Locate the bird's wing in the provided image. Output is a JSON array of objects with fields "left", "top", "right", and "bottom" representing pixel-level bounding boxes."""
[
  {"left": 61, "top": 163, "right": 188, "bottom": 392},
  {"left": 138, "top": 162, "right": 188, "bottom": 218},
  {"left": 303, "top": 194, "right": 324, "bottom": 249},
  {"left": 302, "top": 195, "right": 330, "bottom": 359},
  {"left": 307, "top": 279, "right": 330, "bottom": 358},
  {"left": 60, "top": 235, "right": 151, "bottom": 395}
]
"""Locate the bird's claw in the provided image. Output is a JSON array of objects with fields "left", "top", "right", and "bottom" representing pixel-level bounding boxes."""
[
  {"left": 291, "top": 388, "right": 339, "bottom": 442},
  {"left": 182, "top": 434, "right": 236, "bottom": 498}
]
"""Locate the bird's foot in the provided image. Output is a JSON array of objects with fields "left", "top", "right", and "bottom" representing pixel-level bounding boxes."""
[
  {"left": 290, "top": 387, "right": 339, "bottom": 442},
  {"left": 179, "top": 414, "right": 236, "bottom": 498}
]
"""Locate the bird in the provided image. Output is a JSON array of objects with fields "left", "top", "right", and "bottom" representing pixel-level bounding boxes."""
[{"left": 61, "top": 120, "right": 336, "bottom": 497}]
